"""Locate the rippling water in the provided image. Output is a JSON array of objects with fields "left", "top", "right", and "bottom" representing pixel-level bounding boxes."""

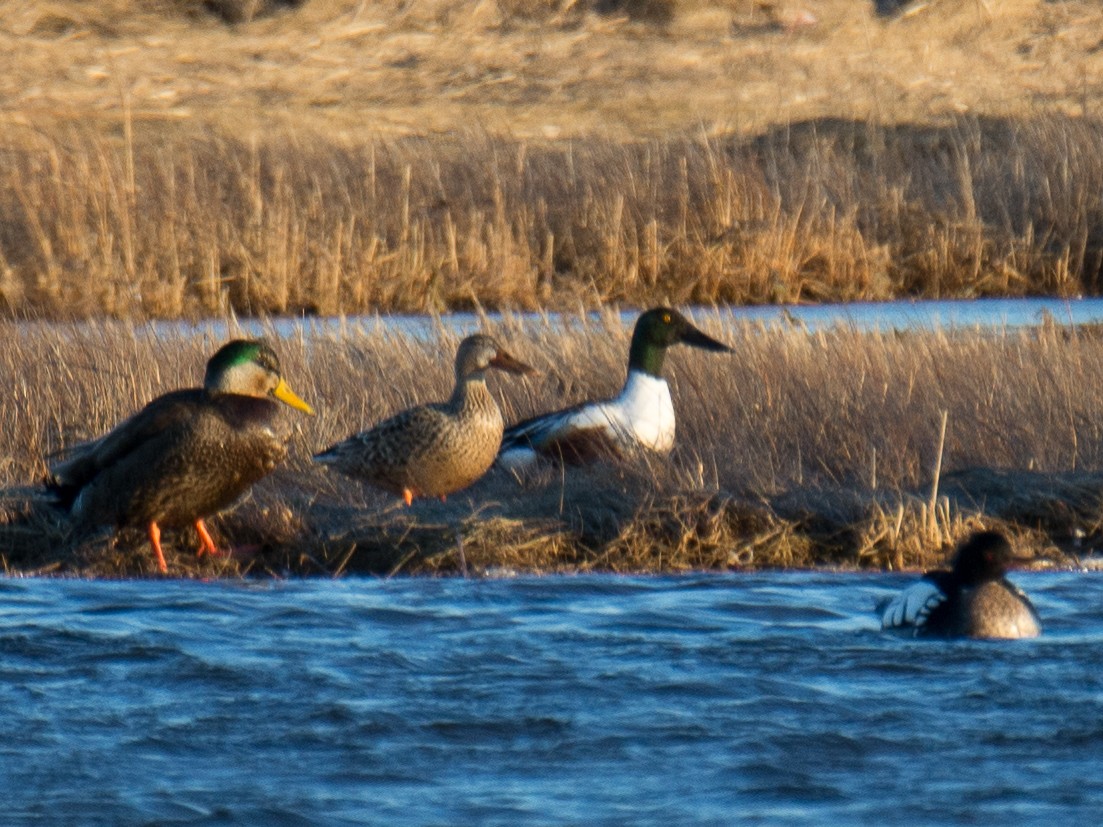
[{"left": 2, "top": 573, "right": 1101, "bottom": 825}]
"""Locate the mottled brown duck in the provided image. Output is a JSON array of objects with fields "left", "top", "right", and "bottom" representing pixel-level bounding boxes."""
[
  {"left": 314, "top": 334, "right": 533, "bottom": 505},
  {"left": 48, "top": 339, "right": 315, "bottom": 574}
]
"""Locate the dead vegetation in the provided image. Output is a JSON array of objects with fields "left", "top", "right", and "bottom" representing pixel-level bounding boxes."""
[
  {"left": 2, "top": 315, "right": 1103, "bottom": 577},
  {"left": 1, "top": 1, "right": 1103, "bottom": 317},
  {"left": 3, "top": 0, "right": 1103, "bottom": 575},
  {"left": 1, "top": 115, "right": 1102, "bottom": 319}
]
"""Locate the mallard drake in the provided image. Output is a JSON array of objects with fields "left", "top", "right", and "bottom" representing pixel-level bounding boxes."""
[
  {"left": 881, "top": 531, "right": 1041, "bottom": 639},
  {"left": 48, "top": 339, "right": 315, "bottom": 574},
  {"left": 497, "top": 307, "right": 732, "bottom": 470},
  {"left": 314, "top": 334, "right": 533, "bottom": 505}
]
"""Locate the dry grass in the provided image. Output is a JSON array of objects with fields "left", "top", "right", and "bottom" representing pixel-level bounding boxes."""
[
  {"left": 3, "top": 314, "right": 1103, "bottom": 577},
  {"left": 1, "top": 115, "right": 1103, "bottom": 318},
  {"left": 6, "top": 0, "right": 1103, "bottom": 138},
  {"left": 4, "top": 0, "right": 1103, "bottom": 574},
  {"left": 1, "top": 1, "right": 1103, "bottom": 317}
]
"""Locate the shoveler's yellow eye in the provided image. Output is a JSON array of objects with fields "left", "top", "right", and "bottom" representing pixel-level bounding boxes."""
[{"left": 662, "top": 313, "right": 671, "bottom": 324}]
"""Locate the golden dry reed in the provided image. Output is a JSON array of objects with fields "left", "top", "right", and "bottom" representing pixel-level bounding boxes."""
[
  {"left": 2, "top": 314, "right": 1101, "bottom": 577},
  {"left": 1, "top": 115, "right": 1102, "bottom": 320}
]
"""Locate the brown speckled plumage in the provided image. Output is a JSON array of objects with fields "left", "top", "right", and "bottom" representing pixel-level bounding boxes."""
[
  {"left": 48, "top": 339, "right": 314, "bottom": 573},
  {"left": 315, "top": 334, "right": 533, "bottom": 503}
]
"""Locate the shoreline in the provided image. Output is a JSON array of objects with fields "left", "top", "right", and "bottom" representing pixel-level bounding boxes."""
[{"left": 5, "top": 313, "right": 1103, "bottom": 578}]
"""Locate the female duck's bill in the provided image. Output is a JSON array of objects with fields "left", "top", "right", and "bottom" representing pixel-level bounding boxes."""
[
  {"left": 496, "top": 307, "right": 732, "bottom": 470},
  {"left": 880, "top": 531, "right": 1041, "bottom": 639}
]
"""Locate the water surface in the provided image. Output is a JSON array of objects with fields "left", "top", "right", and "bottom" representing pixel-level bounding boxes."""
[
  {"left": 131, "top": 296, "right": 1103, "bottom": 342},
  {"left": 1, "top": 573, "right": 1100, "bottom": 825}
]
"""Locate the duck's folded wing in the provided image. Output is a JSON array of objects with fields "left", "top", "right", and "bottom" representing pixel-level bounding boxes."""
[
  {"left": 880, "top": 574, "right": 949, "bottom": 631},
  {"left": 316, "top": 405, "right": 452, "bottom": 470},
  {"left": 49, "top": 390, "right": 202, "bottom": 492},
  {"left": 500, "top": 401, "right": 626, "bottom": 464}
]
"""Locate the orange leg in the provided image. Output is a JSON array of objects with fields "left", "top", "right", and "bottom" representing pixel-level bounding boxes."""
[
  {"left": 147, "top": 522, "right": 168, "bottom": 574},
  {"left": 403, "top": 488, "right": 414, "bottom": 507},
  {"left": 439, "top": 494, "right": 447, "bottom": 503},
  {"left": 194, "top": 519, "right": 221, "bottom": 558}
]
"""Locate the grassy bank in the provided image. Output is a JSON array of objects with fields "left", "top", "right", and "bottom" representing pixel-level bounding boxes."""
[
  {"left": 2, "top": 314, "right": 1102, "bottom": 577},
  {"left": 3, "top": 0, "right": 1103, "bottom": 317},
  {"left": 2, "top": 115, "right": 1103, "bottom": 319}
]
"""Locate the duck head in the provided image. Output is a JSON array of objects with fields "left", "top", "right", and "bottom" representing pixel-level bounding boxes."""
[
  {"left": 628, "top": 307, "right": 732, "bottom": 377},
  {"left": 950, "top": 531, "right": 1032, "bottom": 587},
  {"left": 204, "top": 339, "right": 315, "bottom": 415},
  {"left": 455, "top": 334, "right": 535, "bottom": 381}
]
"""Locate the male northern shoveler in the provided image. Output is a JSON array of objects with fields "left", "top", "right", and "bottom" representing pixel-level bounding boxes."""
[
  {"left": 880, "top": 531, "right": 1041, "bottom": 639},
  {"left": 314, "top": 334, "right": 533, "bottom": 505},
  {"left": 48, "top": 339, "right": 315, "bottom": 574},
  {"left": 496, "top": 307, "right": 732, "bottom": 470}
]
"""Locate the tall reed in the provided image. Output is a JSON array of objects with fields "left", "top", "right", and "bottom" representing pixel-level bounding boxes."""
[{"left": 1, "top": 116, "right": 1102, "bottom": 320}]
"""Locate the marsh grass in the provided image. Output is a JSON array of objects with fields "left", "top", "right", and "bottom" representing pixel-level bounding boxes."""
[
  {"left": 3, "top": 115, "right": 1103, "bottom": 320},
  {"left": 3, "top": 313, "right": 1103, "bottom": 577}
]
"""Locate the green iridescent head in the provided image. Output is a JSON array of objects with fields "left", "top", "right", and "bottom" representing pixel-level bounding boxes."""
[{"left": 204, "top": 339, "right": 314, "bottom": 415}]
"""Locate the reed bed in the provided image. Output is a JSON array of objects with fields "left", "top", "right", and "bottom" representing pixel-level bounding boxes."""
[
  {"left": 2, "top": 115, "right": 1103, "bottom": 320},
  {"left": 3, "top": 313, "right": 1102, "bottom": 577}
]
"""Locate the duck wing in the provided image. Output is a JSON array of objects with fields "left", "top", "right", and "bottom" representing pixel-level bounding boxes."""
[
  {"left": 880, "top": 570, "right": 952, "bottom": 632},
  {"left": 499, "top": 400, "right": 627, "bottom": 467},
  {"left": 48, "top": 390, "right": 205, "bottom": 506},
  {"left": 316, "top": 404, "right": 453, "bottom": 475}
]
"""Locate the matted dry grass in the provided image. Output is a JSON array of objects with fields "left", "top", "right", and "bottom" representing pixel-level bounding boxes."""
[
  {"left": 6, "top": 0, "right": 1103, "bottom": 139},
  {"left": 3, "top": 313, "right": 1103, "bottom": 577}
]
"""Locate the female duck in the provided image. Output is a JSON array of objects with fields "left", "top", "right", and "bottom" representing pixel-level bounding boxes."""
[
  {"left": 881, "top": 531, "right": 1041, "bottom": 639},
  {"left": 49, "top": 339, "right": 315, "bottom": 574},
  {"left": 497, "top": 307, "right": 731, "bottom": 470},
  {"left": 314, "top": 334, "right": 533, "bottom": 505}
]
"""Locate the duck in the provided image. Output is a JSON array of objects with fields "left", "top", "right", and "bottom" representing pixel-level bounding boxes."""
[
  {"left": 314, "top": 334, "right": 533, "bottom": 505},
  {"left": 48, "top": 339, "right": 315, "bottom": 574},
  {"left": 880, "top": 531, "right": 1041, "bottom": 639},
  {"left": 496, "top": 307, "right": 732, "bottom": 470}
]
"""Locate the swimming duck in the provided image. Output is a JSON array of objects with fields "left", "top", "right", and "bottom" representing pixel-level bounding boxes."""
[
  {"left": 314, "top": 334, "right": 533, "bottom": 505},
  {"left": 48, "top": 339, "right": 315, "bottom": 574},
  {"left": 496, "top": 307, "right": 732, "bottom": 470},
  {"left": 880, "top": 531, "right": 1041, "bottom": 639}
]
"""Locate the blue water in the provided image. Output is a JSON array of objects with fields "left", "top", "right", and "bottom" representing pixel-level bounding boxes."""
[
  {"left": 130, "top": 296, "right": 1103, "bottom": 342},
  {"left": 2, "top": 573, "right": 1101, "bottom": 825}
]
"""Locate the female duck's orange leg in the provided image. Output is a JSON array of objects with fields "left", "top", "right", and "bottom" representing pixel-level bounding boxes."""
[
  {"left": 147, "top": 522, "right": 168, "bottom": 574},
  {"left": 194, "top": 519, "right": 220, "bottom": 557},
  {"left": 403, "top": 488, "right": 414, "bottom": 506}
]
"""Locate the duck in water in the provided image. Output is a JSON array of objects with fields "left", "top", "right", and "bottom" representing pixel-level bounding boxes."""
[{"left": 880, "top": 531, "right": 1041, "bottom": 639}]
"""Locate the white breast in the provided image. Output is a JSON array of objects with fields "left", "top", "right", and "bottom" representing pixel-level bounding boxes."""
[{"left": 605, "top": 370, "right": 676, "bottom": 453}]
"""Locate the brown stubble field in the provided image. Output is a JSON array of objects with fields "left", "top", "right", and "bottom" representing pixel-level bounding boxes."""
[
  {"left": 4, "top": 316, "right": 1103, "bottom": 576},
  {"left": 4, "top": 0, "right": 1103, "bottom": 574}
]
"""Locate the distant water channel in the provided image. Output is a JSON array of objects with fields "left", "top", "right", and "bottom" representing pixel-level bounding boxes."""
[
  {"left": 3, "top": 573, "right": 1102, "bottom": 824},
  {"left": 142, "top": 297, "right": 1103, "bottom": 342}
]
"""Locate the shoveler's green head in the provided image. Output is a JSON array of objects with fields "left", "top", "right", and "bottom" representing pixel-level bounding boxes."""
[
  {"left": 204, "top": 339, "right": 315, "bottom": 415},
  {"left": 454, "top": 334, "right": 535, "bottom": 381},
  {"left": 628, "top": 308, "right": 732, "bottom": 377}
]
